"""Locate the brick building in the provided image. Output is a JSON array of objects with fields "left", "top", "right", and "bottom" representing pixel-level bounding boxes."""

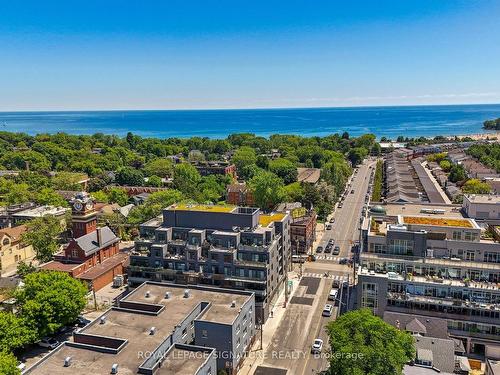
[
  {"left": 42, "top": 192, "right": 127, "bottom": 291},
  {"left": 226, "top": 182, "right": 254, "bottom": 206}
]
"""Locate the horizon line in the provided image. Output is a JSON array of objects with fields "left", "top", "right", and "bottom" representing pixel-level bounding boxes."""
[{"left": 1, "top": 102, "right": 499, "bottom": 114}]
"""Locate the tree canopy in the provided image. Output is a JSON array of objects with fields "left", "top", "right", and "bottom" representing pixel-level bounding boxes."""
[
  {"left": 21, "top": 215, "right": 64, "bottom": 263},
  {"left": 326, "top": 309, "right": 415, "bottom": 375},
  {"left": 15, "top": 271, "right": 87, "bottom": 338}
]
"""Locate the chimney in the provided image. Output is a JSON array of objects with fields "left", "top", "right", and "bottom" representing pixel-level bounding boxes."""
[{"left": 96, "top": 227, "right": 102, "bottom": 246}]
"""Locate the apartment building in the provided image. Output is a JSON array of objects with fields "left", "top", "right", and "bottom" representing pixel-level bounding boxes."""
[
  {"left": 0, "top": 225, "right": 35, "bottom": 275},
  {"left": 25, "top": 282, "right": 255, "bottom": 375},
  {"left": 358, "top": 203, "right": 500, "bottom": 356},
  {"left": 129, "top": 204, "right": 291, "bottom": 322},
  {"left": 463, "top": 194, "right": 500, "bottom": 224}
]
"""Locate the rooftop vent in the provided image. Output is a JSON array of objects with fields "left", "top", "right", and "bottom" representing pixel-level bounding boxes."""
[
  {"left": 164, "top": 292, "right": 170, "bottom": 299},
  {"left": 100, "top": 316, "right": 107, "bottom": 324},
  {"left": 64, "top": 356, "right": 72, "bottom": 367},
  {"left": 150, "top": 327, "right": 156, "bottom": 335},
  {"left": 231, "top": 300, "right": 236, "bottom": 308},
  {"left": 145, "top": 290, "right": 151, "bottom": 298},
  {"left": 111, "top": 363, "right": 119, "bottom": 374},
  {"left": 184, "top": 289, "right": 190, "bottom": 298}
]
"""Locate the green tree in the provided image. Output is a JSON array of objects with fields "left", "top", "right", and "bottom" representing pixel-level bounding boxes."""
[
  {"left": 232, "top": 146, "right": 257, "bottom": 177},
  {"left": 15, "top": 271, "right": 87, "bottom": 338},
  {"left": 0, "top": 351, "right": 20, "bottom": 375},
  {"left": 51, "top": 172, "right": 84, "bottom": 190},
  {"left": 3, "top": 182, "right": 31, "bottom": 205},
  {"left": 462, "top": 179, "right": 491, "bottom": 194},
  {"left": 107, "top": 187, "right": 129, "bottom": 206},
  {"left": 143, "top": 158, "right": 174, "bottom": 178},
  {"left": 127, "top": 189, "right": 184, "bottom": 225},
  {"left": 268, "top": 158, "right": 298, "bottom": 184},
  {"left": 448, "top": 164, "right": 466, "bottom": 183},
  {"left": 439, "top": 160, "right": 451, "bottom": 172},
  {"left": 91, "top": 190, "right": 109, "bottom": 203},
  {"left": 248, "top": 171, "right": 285, "bottom": 210},
  {"left": 326, "top": 309, "right": 414, "bottom": 375},
  {"left": 347, "top": 147, "right": 368, "bottom": 167},
  {"left": 173, "top": 163, "right": 201, "bottom": 197},
  {"left": 145, "top": 175, "right": 162, "bottom": 187},
  {"left": 0, "top": 311, "right": 35, "bottom": 352},
  {"left": 116, "top": 167, "right": 144, "bottom": 186},
  {"left": 21, "top": 216, "right": 63, "bottom": 263},
  {"left": 283, "top": 182, "right": 304, "bottom": 202},
  {"left": 34, "top": 188, "right": 67, "bottom": 207},
  {"left": 16, "top": 260, "right": 37, "bottom": 278}
]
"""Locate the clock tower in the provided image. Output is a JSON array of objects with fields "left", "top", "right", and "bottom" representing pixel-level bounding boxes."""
[{"left": 70, "top": 192, "right": 97, "bottom": 238}]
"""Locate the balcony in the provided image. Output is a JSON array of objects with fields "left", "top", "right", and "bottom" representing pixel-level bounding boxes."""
[
  {"left": 387, "top": 292, "right": 500, "bottom": 311},
  {"left": 234, "top": 259, "right": 267, "bottom": 268}
]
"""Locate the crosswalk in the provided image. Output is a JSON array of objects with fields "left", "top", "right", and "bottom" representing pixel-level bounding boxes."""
[
  {"left": 315, "top": 255, "right": 342, "bottom": 262},
  {"left": 301, "top": 272, "right": 349, "bottom": 282}
]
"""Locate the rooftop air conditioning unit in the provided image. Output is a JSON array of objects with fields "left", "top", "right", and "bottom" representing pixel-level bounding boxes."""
[
  {"left": 145, "top": 291, "right": 151, "bottom": 298},
  {"left": 64, "top": 356, "right": 72, "bottom": 367},
  {"left": 150, "top": 327, "right": 156, "bottom": 335},
  {"left": 184, "top": 289, "right": 190, "bottom": 298},
  {"left": 164, "top": 292, "right": 170, "bottom": 299},
  {"left": 231, "top": 300, "right": 236, "bottom": 308}
]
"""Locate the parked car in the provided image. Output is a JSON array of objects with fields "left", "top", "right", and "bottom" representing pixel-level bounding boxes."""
[
  {"left": 38, "top": 337, "right": 60, "bottom": 350},
  {"left": 328, "top": 239, "right": 335, "bottom": 245},
  {"left": 322, "top": 304, "right": 333, "bottom": 317},
  {"left": 350, "top": 189, "right": 355, "bottom": 194},
  {"left": 316, "top": 246, "right": 323, "bottom": 253},
  {"left": 328, "top": 288, "right": 339, "bottom": 301},
  {"left": 311, "top": 338, "right": 324, "bottom": 354},
  {"left": 333, "top": 245, "right": 340, "bottom": 255},
  {"left": 338, "top": 203, "right": 343, "bottom": 208},
  {"left": 326, "top": 224, "right": 332, "bottom": 230},
  {"left": 56, "top": 325, "right": 75, "bottom": 335},
  {"left": 329, "top": 217, "right": 335, "bottom": 223},
  {"left": 74, "top": 316, "right": 91, "bottom": 328},
  {"left": 338, "top": 258, "right": 348, "bottom": 265},
  {"left": 324, "top": 246, "right": 332, "bottom": 253}
]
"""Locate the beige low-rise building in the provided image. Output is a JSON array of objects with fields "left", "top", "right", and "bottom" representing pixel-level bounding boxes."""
[{"left": 0, "top": 225, "right": 35, "bottom": 274}]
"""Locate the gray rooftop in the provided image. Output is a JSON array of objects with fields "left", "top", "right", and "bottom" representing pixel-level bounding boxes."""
[{"left": 74, "top": 226, "right": 119, "bottom": 256}]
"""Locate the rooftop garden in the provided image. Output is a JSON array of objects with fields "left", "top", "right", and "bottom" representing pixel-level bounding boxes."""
[
  {"left": 170, "top": 203, "right": 236, "bottom": 213},
  {"left": 402, "top": 216, "right": 473, "bottom": 228},
  {"left": 259, "top": 212, "right": 286, "bottom": 227}
]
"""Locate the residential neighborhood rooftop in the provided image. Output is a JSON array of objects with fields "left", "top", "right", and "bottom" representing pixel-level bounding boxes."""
[
  {"left": 168, "top": 203, "right": 237, "bottom": 213},
  {"left": 401, "top": 215, "right": 474, "bottom": 228}
]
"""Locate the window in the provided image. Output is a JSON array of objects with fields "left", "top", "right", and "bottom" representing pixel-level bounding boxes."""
[
  {"left": 71, "top": 249, "right": 78, "bottom": 258},
  {"left": 361, "top": 282, "right": 378, "bottom": 311},
  {"left": 2, "top": 238, "right": 9, "bottom": 246},
  {"left": 452, "top": 231, "right": 462, "bottom": 241},
  {"left": 465, "top": 251, "right": 475, "bottom": 261},
  {"left": 202, "top": 329, "right": 208, "bottom": 339},
  {"left": 182, "top": 327, "right": 187, "bottom": 338}
]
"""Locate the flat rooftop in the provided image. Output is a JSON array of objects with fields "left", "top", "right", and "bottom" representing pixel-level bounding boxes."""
[
  {"left": 26, "top": 283, "right": 252, "bottom": 375},
  {"left": 13, "top": 205, "right": 69, "bottom": 217},
  {"left": 382, "top": 203, "right": 463, "bottom": 218},
  {"left": 168, "top": 203, "right": 236, "bottom": 213},
  {"left": 157, "top": 345, "right": 214, "bottom": 375},
  {"left": 259, "top": 213, "right": 286, "bottom": 227},
  {"left": 465, "top": 194, "right": 500, "bottom": 204},
  {"left": 401, "top": 216, "right": 474, "bottom": 228}
]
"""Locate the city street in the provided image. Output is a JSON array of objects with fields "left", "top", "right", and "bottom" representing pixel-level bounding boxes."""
[{"left": 250, "top": 159, "right": 376, "bottom": 375}]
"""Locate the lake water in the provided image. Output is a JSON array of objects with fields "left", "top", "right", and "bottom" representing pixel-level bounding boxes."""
[{"left": 0, "top": 104, "right": 499, "bottom": 139}]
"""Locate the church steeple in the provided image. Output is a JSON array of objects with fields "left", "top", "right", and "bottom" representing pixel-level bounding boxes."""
[{"left": 70, "top": 192, "right": 97, "bottom": 238}]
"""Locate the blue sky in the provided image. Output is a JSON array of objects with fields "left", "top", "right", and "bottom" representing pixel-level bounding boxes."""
[{"left": 1, "top": 0, "right": 500, "bottom": 110}]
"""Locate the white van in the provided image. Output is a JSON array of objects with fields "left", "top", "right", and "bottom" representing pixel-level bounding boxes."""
[
  {"left": 322, "top": 304, "right": 333, "bottom": 317},
  {"left": 328, "top": 288, "right": 338, "bottom": 301}
]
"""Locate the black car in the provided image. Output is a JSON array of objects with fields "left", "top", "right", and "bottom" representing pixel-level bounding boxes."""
[
  {"left": 324, "top": 246, "right": 332, "bottom": 253},
  {"left": 332, "top": 245, "right": 340, "bottom": 255},
  {"left": 74, "top": 316, "right": 91, "bottom": 328},
  {"left": 316, "top": 246, "right": 323, "bottom": 253},
  {"left": 338, "top": 258, "right": 349, "bottom": 265}
]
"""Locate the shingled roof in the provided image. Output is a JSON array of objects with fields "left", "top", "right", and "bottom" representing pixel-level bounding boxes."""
[{"left": 72, "top": 226, "right": 119, "bottom": 256}]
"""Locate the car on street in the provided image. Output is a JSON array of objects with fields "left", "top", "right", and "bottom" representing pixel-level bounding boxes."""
[
  {"left": 328, "top": 288, "right": 338, "bottom": 301},
  {"left": 338, "top": 257, "right": 348, "bottom": 265},
  {"left": 338, "top": 203, "right": 343, "bottom": 208},
  {"left": 332, "top": 245, "right": 340, "bottom": 255},
  {"left": 326, "top": 224, "right": 332, "bottom": 230},
  {"left": 38, "top": 337, "right": 60, "bottom": 350},
  {"left": 316, "top": 246, "right": 323, "bottom": 253},
  {"left": 350, "top": 189, "right": 355, "bottom": 194},
  {"left": 324, "top": 246, "right": 332, "bottom": 253},
  {"left": 329, "top": 217, "right": 335, "bottom": 223},
  {"left": 328, "top": 238, "right": 335, "bottom": 245},
  {"left": 322, "top": 304, "right": 333, "bottom": 317},
  {"left": 311, "top": 338, "right": 324, "bottom": 354}
]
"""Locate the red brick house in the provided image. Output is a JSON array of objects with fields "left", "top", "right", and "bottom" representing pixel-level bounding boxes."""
[
  {"left": 226, "top": 182, "right": 254, "bottom": 206},
  {"left": 42, "top": 192, "right": 128, "bottom": 291}
]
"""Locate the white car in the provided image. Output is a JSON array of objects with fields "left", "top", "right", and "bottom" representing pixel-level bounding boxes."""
[
  {"left": 311, "top": 338, "right": 324, "bottom": 354},
  {"left": 38, "top": 337, "right": 60, "bottom": 350},
  {"left": 328, "top": 288, "right": 338, "bottom": 301},
  {"left": 322, "top": 304, "right": 333, "bottom": 317}
]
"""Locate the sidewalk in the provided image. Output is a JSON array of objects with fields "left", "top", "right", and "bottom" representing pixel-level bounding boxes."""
[{"left": 238, "top": 270, "right": 300, "bottom": 375}]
